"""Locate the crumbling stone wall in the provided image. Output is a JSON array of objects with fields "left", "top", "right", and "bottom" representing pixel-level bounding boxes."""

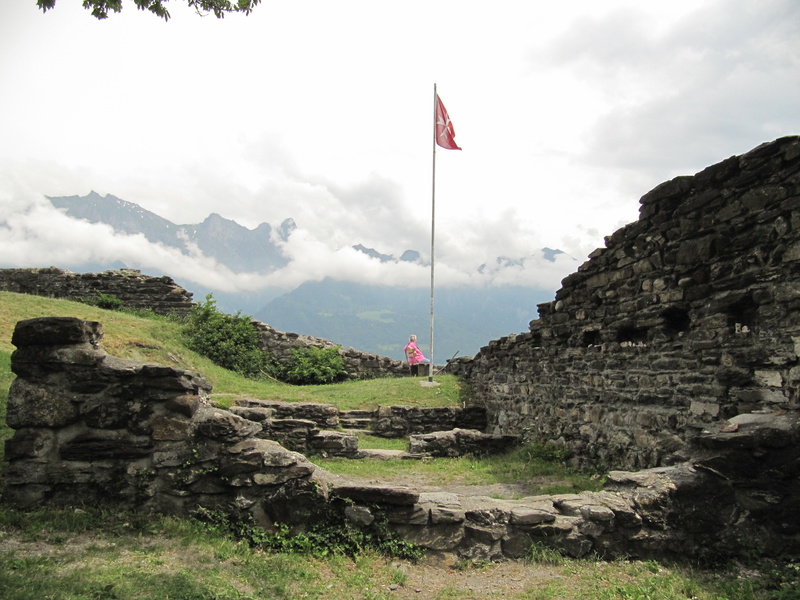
[
  {"left": 250, "top": 321, "right": 409, "bottom": 379},
  {"left": 450, "top": 136, "right": 800, "bottom": 470},
  {"left": 2, "top": 316, "right": 324, "bottom": 526},
  {"left": 5, "top": 316, "right": 800, "bottom": 561},
  {"left": 0, "top": 267, "right": 195, "bottom": 316},
  {"left": 227, "top": 399, "right": 485, "bottom": 455}
]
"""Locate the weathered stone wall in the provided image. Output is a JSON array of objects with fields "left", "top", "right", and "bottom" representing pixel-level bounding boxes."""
[
  {"left": 371, "top": 405, "right": 488, "bottom": 438},
  {"left": 230, "top": 398, "right": 486, "bottom": 446},
  {"left": 451, "top": 136, "right": 800, "bottom": 470},
  {"left": 0, "top": 267, "right": 195, "bottom": 316},
  {"left": 0, "top": 267, "right": 410, "bottom": 379},
  {"left": 5, "top": 316, "right": 800, "bottom": 561},
  {"left": 2, "top": 316, "right": 323, "bottom": 527}
]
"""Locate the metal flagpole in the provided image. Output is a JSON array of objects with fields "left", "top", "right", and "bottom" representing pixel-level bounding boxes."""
[{"left": 429, "top": 83, "right": 437, "bottom": 382}]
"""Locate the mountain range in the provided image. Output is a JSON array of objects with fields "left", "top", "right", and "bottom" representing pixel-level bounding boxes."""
[{"left": 46, "top": 192, "right": 565, "bottom": 361}]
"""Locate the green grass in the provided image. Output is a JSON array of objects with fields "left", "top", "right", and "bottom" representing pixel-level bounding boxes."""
[
  {"left": 316, "top": 443, "right": 602, "bottom": 496},
  {"left": 355, "top": 433, "right": 409, "bottom": 451},
  {"left": 232, "top": 374, "right": 463, "bottom": 411},
  {"left": 0, "top": 507, "right": 784, "bottom": 600},
  {"left": 0, "top": 350, "right": 12, "bottom": 479}
]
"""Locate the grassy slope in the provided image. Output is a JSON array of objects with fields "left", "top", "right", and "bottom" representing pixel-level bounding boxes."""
[
  {"left": 0, "top": 291, "right": 463, "bottom": 407},
  {"left": 0, "top": 291, "right": 461, "bottom": 462}
]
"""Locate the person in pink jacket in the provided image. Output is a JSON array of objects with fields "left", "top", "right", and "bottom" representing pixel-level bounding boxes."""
[{"left": 404, "top": 334, "right": 429, "bottom": 376}]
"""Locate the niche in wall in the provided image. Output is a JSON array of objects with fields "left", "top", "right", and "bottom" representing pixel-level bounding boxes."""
[
  {"left": 616, "top": 325, "right": 648, "bottom": 345},
  {"left": 726, "top": 294, "right": 758, "bottom": 333},
  {"left": 661, "top": 306, "right": 691, "bottom": 335},
  {"left": 582, "top": 330, "right": 601, "bottom": 347}
]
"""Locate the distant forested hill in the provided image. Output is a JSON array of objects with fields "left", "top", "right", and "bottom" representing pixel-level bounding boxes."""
[{"left": 256, "top": 279, "right": 553, "bottom": 361}]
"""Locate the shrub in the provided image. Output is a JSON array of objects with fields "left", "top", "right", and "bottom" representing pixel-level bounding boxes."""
[
  {"left": 76, "top": 292, "right": 125, "bottom": 311},
  {"left": 279, "top": 345, "right": 348, "bottom": 385},
  {"left": 184, "top": 295, "right": 267, "bottom": 378}
]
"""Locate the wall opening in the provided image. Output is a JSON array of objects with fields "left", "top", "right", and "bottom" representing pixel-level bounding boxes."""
[
  {"left": 582, "top": 330, "right": 601, "bottom": 347},
  {"left": 726, "top": 295, "right": 758, "bottom": 332},
  {"left": 661, "top": 307, "right": 691, "bottom": 335},
  {"left": 616, "top": 326, "right": 648, "bottom": 345}
]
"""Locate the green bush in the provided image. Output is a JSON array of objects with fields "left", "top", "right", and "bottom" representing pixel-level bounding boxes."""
[
  {"left": 76, "top": 292, "right": 125, "bottom": 311},
  {"left": 184, "top": 295, "right": 267, "bottom": 378},
  {"left": 183, "top": 295, "right": 348, "bottom": 385},
  {"left": 279, "top": 345, "right": 348, "bottom": 385}
]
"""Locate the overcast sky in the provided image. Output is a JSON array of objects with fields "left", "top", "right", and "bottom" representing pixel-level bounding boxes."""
[{"left": 0, "top": 0, "right": 798, "bottom": 297}]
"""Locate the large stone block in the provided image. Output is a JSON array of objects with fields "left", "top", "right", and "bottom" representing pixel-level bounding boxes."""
[
  {"left": 6, "top": 379, "right": 80, "bottom": 428},
  {"left": 11, "top": 316, "right": 103, "bottom": 348}
]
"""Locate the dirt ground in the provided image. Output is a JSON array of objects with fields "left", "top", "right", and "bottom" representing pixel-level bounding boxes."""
[{"left": 374, "top": 554, "right": 565, "bottom": 599}]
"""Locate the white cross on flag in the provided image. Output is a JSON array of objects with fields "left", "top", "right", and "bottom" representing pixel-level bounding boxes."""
[{"left": 435, "top": 94, "right": 461, "bottom": 150}]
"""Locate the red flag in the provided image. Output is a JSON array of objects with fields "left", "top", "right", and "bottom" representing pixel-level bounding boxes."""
[{"left": 435, "top": 94, "right": 461, "bottom": 150}]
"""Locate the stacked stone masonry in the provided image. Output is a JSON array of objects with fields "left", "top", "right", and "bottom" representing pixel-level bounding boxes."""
[
  {"left": 0, "top": 267, "right": 410, "bottom": 379},
  {"left": 6, "top": 316, "right": 800, "bottom": 561},
  {"left": 0, "top": 267, "right": 196, "bottom": 316},
  {"left": 228, "top": 399, "right": 488, "bottom": 457},
  {"left": 450, "top": 136, "right": 800, "bottom": 471}
]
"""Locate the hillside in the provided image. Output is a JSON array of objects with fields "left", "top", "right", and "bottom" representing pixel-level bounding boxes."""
[{"left": 0, "top": 291, "right": 461, "bottom": 411}]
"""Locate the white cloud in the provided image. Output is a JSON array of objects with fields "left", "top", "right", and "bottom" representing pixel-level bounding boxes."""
[
  {"left": 0, "top": 174, "right": 578, "bottom": 295},
  {"left": 0, "top": 0, "right": 797, "bottom": 306}
]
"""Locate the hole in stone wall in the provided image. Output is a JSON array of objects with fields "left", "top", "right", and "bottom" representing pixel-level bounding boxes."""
[
  {"left": 616, "top": 326, "right": 648, "bottom": 345},
  {"left": 661, "top": 307, "right": 691, "bottom": 334},
  {"left": 582, "top": 330, "right": 601, "bottom": 346},
  {"left": 726, "top": 295, "right": 758, "bottom": 332}
]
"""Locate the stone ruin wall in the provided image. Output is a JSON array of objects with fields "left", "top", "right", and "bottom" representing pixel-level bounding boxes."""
[
  {"left": 450, "top": 136, "right": 800, "bottom": 471},
  {"left": 0, "top": 267, "right": 196, "bottom": 316},
  {"left": 249, "top": 320, "right": 408, "bottom": 379},
  {"left": 0, "top": 267, "right": 409, "bottom": 379},
  {"left": 7, "top": 316, "right": 800, "bottom": 562}
]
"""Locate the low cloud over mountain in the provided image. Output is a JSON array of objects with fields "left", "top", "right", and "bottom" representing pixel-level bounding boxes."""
[{"left": 0, "top": 189, "right": 579, "bottom": 357}]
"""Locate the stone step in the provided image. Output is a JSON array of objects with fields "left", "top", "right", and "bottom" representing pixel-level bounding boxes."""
[
  {"left": 340, "top": 418, "right": 375, "bottom": 429},
  {"left": 340, "top": 410, "right": 376, "bottom": 418},
  {"left": 354, "top": 449, "right": 428, "bottom": 460}
]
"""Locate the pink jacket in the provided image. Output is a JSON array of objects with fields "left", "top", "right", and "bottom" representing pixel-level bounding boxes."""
[{"left": 404, "top": 341, "right": 426, "bottom": 365}]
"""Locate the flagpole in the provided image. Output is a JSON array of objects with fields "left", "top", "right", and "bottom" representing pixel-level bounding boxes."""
[{"left": 429, "top": 83, "right": 437, "bottom": 382}]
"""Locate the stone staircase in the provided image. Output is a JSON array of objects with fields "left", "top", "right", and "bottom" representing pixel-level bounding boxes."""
[
  {"left": 229, "top": 399, "right": 514, "bottom": 461},
  {"left": 338, "top": 409, "right": 375, "bottom": 430}
]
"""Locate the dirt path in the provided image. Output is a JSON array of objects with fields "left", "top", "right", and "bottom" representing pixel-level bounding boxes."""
[{"left": 370, "top": 557, "right": 565, "bottom": 599}]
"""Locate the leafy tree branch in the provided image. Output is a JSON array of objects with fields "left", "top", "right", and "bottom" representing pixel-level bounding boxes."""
[{"left": 36, "top": 0, "right": 262, "bottom": 21}]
